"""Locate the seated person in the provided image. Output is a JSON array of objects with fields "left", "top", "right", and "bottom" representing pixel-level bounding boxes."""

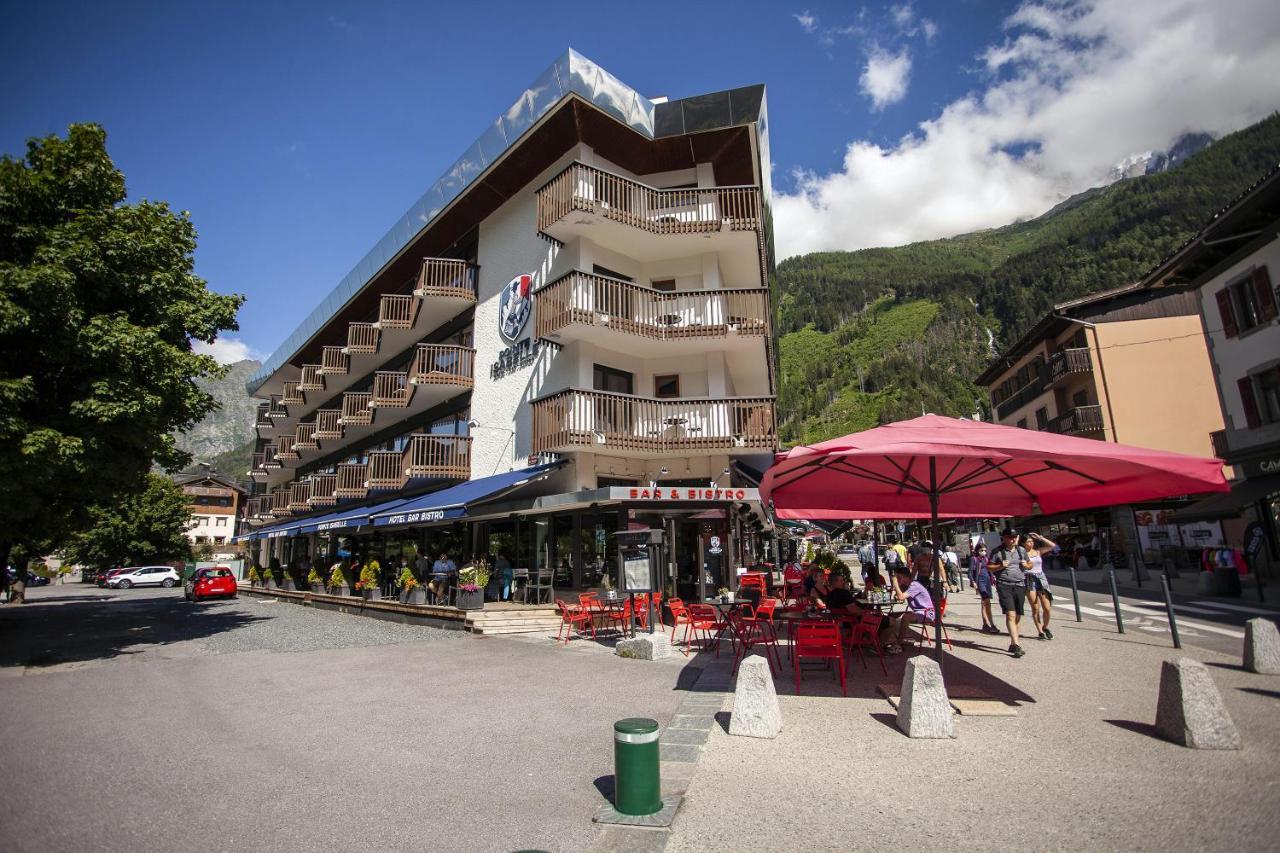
[
  {"left": 883, "top": 567, "right": 935, "bottom": 653},
  {"left": 863, "top": 569, "right": 886, "bottom": 592},
  {"left": 808, "top": 567, "right": 832, "bottom": 604},
  {"left": 815, "top": 572, "right": 865, "bottom": 617},
  {"left": 802, "top": 564, "right": 823, "bottom": 598}
]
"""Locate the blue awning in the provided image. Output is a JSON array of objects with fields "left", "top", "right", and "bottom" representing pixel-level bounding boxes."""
[
  {"left": 298, "top": 495, "right": 412, "bottom": 534},
  {"left": 370, "top": 462, "right": 562, "bottom": 528}
]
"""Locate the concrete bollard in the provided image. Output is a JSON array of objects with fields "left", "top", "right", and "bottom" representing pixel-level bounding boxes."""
[
  {"left": 896, "top": 656, "right": 954, "bottom": 739},
  {"left": 1243, "top": 618, "right": 1280, "bottom": 675},
  {"left": 615, "top": 633, "right": 673, "bottom": 661},
  {"left": 729, "top": 654, "right": 782, "bottom": 739},
  {"left": 1154, "top": 658, "right": 1240, "bottom": 750}
]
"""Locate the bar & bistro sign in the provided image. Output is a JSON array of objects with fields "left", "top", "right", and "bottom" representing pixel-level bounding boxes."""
[{"left": 608, "top": 487, "right": 759, "bottom": 502}]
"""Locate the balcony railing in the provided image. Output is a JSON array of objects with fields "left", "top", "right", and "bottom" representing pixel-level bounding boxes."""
[
  {"left": 295, "top": 422, "right": 318, "bottom": 451},
  {"left": 299, "top": 364, "right": 325, "bottom": 391},
  {"left": 262, "top": 445, "right": 280, "bottom": 469},
  {"left": 378, "top": 294, "right": 417, "bottom": 330},
  {"left": 340, "top": 392, "right": 373, "bottom": 426},
  {"left": 371, "top": 372, "right": 412, "bottom": 408},
  {"left": 255, "top": 402, "right": 272, "bottom": 429},
  {"left": 335, "top": 463, "right": 368, "bottom": 500},
  {"left": 281, "top": 381, "right": 305, "bottom": 406},
  {"left": 410, "top": 344, "right": 475, "bottom": 387},
  {"left": 346, "top": 322, "right": 379, "bottom": 355},
  {"left": 248, "top": 497, "right": 271, "bottom": 521},
  {"left": 532, "top": 389, "right": 776, "bottom": 454},
  {"left": 265, "top": 397, "right": 288, "bottom": 419},
  {"left": 1048, "top": 347, "right": 1093, "bottom": 382},
  {"left": 366, "top": 450, "right": 404, "bottom": 490},
  {"left": 416, "top": 258, "right": 478, "bottom": 300},
  {"left": 535, "top": 271, "right": 769, "bottom": 341},
  {"left": 537, "top": 163, "right": 762, "bottom": 235},
  {"left": 288, "top": 481, "right": 312, "bottom": 512},
  {"left": 251, "top": 452, "right": 265, "bottom": 471},
  {"left": 364, "top": 435, "right": 473, "bottom": 491},
  {"left": 315, "top": 409, "right": 342, "bottom": 440},
  {"left": 276, "top": 435, "right": 298, "bottom": 461},
  {"left": 309, "top": 473, "right": 337, "bottom": 508},
  {"left": 1210, "top": 429, "right": 1229, "bottom": 459},
  {"left": 1049, "top": 405, "right": 1105, "bottom": 436},
  {"left": 321, "top": 346, "right": 349, "bottom": 376},
  {"left": 270, "top": 488, "right": 292, "bottom": 517}
]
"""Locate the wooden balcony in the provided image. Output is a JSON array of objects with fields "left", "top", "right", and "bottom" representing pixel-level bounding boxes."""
[
  {"left": 262, "top": 445, "right": 281, "bottom": 469},
  {"left": 288, "top": 481, "right": 312, "bottom": 513},
  {"left": 345, "top": 322, "right": 379, "bottom": 355},
  {"left": 335, "top": 463, "right": 368, "bottom": 500},
  {"left": 269, "top": 488, "right": 292, "bottom": 517},
  {"left": 1210, "top": 429, "right": 1229, "bottom": 459},
  {"left": 1048, "top": 347, "right": 1093, "bottom": 383},
  {"left": 299, "top": 364, "right": 325, "bottom": 391},
  {"left": 309, "top": 473, "right": 338, "bottom": 508},
  {"left": 321, "top": 346, "right": 349, "bottom": 376},
  {"left": 255, "top": 402, "right": 272, "bottom": 429},
  {"left": 416, "top": 258, "right": 478, "bottom": 300},
  {"left": 276, "top": 435, "right": 298, "bottom": 461},
  {"left": 1049, "top": 405, "right": 1105, "bottom": 437},
  {"left": 371, "top": 372, "right": 412, "bottom": 408},
  {"left": 281, "top": 381, "right": 305, "bottom": 406},
  {"left": 250, "top": 452, "right": 266, "bottom": 478},
  {"left": 404, "top": 433, "right": 471, "bottom": 481},
  {"left": 378, "top": 294, "right": 418, "bottom": 330},
  {"left": 538, "top": 163, "right": 761, "bottom": 236},
  {"left": 247, "top": 496, "right": 272, "bottom": 521},
  {"left": 410, "top": 345, "right": 475, "bottom": 389},
  {"left": 532, "top": 389, "right": 776, "bottom": 456},
  {"left": 315, "top": 409, "right": 342, "bottom": 440},
  {"left": 294, "top": 422, "right": 318, "bottom": 451},
  {"left": 535, "top": 271, "right": 769, "bottom": 346},
  {"left": 340, "top": 392, "right": 373, "bottom": 426},
  {"left": 366, "top": 450, "right": 405, "bottom": 490}
]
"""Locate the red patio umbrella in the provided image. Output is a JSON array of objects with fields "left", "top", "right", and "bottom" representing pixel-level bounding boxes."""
[{"left": 761, "top": 414, "right": 1229, "bottom": 664}]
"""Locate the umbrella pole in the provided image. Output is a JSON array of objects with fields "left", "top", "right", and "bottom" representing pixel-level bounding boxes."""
[{"left": 929, "top": 459, "right": 944, "bottom": 671}]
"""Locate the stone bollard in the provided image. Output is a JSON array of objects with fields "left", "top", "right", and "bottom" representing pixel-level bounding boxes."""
[
  {"left": 616, "top": 633, "right": 673, "bottom": 661},
  {"left": 1154, "top": 658, "right": 1240, "bottom": 749},
  {"left": 729, "top": 654, "right": 782, "bottom": 738},
  {"left": 896, "top": 656, "right": 954, "bottom": 739},
  {"left": 1244, "top": 618, "right": 1280, "bottom": 675}
]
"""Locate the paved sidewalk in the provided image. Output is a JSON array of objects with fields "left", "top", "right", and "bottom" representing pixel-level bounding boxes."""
[{"left": 663, "top": 594, "right": 1280, "bottom": 852}]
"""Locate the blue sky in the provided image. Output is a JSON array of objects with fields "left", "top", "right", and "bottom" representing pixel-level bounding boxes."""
[{"left": 3, "top": 1, "right": 1278, "bottom": 364}]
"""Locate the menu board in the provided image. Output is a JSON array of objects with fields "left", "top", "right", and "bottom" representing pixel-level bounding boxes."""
[{"left": 623, "top": 551, "right": 651, "bottom": 591}]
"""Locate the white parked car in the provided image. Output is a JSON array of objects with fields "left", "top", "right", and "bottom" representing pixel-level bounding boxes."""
[{"left": 108, "top": 566, "right": 180, "bottom": 589}]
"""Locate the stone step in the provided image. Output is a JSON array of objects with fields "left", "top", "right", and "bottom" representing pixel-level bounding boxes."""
[
  {"left": 472, "top": 624, "right": 565, "bottom": 636},
  {"left": 465, "top": 610, "right": 558, "bottom": 622},
  {"left": 468, "top": 618, "right": 563, "bottom": 630}
]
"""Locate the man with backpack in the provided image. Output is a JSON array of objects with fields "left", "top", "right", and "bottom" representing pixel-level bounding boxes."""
[{"left": 988, "top": 528, "right": 1033, "bottom": 657}]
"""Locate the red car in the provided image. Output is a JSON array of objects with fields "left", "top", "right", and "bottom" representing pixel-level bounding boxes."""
[
  {"left": 185, "top": 567, "right": 238, "bottom": 602},
  {"left": 97, "top": 567, "right": 132, "bottom": 588}
]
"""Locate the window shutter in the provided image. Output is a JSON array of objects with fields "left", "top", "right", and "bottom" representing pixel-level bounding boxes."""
[
  {"left": 1238, "top": 376, "right": 1261, "bottom": 429},
  {"left": 1216, "top": 288, "right": 1239, "bottom": 337},
  {"left": 1252, "top": 266, "right": 1276, "bottom": 322}
]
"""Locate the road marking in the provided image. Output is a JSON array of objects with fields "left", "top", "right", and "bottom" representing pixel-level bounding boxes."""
[
  {"left": 1112, "top": 604, "right": 1245, "bottom": 638},
  {"left": 1126, "top": 600, "right": 1221, "bottom": 616},
  {"left": 1191, "top": 601, "right": 1280, "bottom": 617},
  {"left": 1052, "top": 600, "right": 1230, "bottom": 638},
  {"left": 1052, "top": 601, "right": 1119, "bottom": 619}
]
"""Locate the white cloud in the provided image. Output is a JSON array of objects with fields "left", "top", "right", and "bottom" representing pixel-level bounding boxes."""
[
  {"left": 860, "top": 48, "right": 913, "bottom": 110},
  {"left": 891, "top": 4, "right": 914, "bottom": 29},
  {"left": 193, "top": 337, "right": 264, "bottom": 365},
  {"left": 921, "top": 18, "right": 939, "bottom": 43},
  {"left": 775, "top": 0, "right": 1280, "bottom": 259},
  {"left": 794, "top": 10, "right": 817, "bottom": 33}
]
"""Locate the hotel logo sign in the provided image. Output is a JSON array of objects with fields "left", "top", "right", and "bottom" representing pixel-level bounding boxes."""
[{"left": 498, "top": 273, "right": 533, "bottom": 344}]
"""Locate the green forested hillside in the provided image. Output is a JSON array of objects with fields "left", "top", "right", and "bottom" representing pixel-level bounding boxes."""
[{"left": 776, "top": 112, "right": 1280, "bottom": 445}]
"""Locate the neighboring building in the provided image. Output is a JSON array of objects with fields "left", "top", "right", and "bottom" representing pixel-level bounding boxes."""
[
  {"left": 173, "top": 467, "right": 248, "bottom": 549},
  {"left": 1147, "top": 166, "right": 1280, "bottom": 573},
  {"left": 242, "top": 51, "right": 776, "bottom": 601}
]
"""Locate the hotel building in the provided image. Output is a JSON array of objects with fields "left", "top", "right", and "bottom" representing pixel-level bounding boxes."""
[{"left": 242, "top": 51, "right": 777, "bottom": 604}]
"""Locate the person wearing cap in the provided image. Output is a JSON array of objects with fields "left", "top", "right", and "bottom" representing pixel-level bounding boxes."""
[{"left": 988, "top": 528, "right": 1032, "bottom": 657}]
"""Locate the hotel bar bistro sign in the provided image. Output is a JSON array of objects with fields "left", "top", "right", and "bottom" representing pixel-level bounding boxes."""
[
  {"left": 607, "top": 487, "right": 760, "bottom": 502},
  {"left": 492, "top": 272, "right": 539, "bottom": 379}
]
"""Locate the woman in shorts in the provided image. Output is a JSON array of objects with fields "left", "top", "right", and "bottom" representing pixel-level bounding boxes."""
[
  {"left": 971, "top": 543, "right": 1000, "bottom": 634},
  {"left": 1022, "top": 533, "right": 1056, "bottom": 640}
]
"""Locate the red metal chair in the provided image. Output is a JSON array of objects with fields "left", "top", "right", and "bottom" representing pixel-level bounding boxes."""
[
  {"left": 687, "top": 603, "right": 730, "bottom": 656},
  {"left": 729, "top": 605, "right": 781, "bottom": 675},
  {"left": 848, "top": 612, "right": 888, "bottom": 675},
  {"left": 555, "top": 599, "right": 595, "bottom": 645},
  {"left": 794, "top": 621, "right": 847, "bottom": 696},
  {"left": 666, "top": 598, "right": 697, "bottom": 654},
  {"left": 916, "top": 598, "right": 952, "bottom": 650},
  {"left": 739, "top": 573, "right": 767, "bottom": 596}
]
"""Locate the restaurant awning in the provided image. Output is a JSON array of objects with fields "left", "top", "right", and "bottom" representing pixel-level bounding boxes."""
[
  {"left": 369, "top": 462, "right": 563, "bottom": 528},
  {"left": 297, "top": 495, "right": 416, "bottom": 535},
  {"left": 1168, "top": 474, "right": 1280, "bottom": 522}
]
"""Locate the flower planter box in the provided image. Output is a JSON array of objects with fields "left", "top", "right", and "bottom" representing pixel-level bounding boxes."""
[
  {"left": 266, "top": 578, "right": 278, "bottom": 591},
  {"left": 398, "top": 588, "right": 409, "bottom": 603},
  {"left": 310, "top": 583, "right": 325, "bottom": 595},
  {"left": 406, "top": 586, "right": 428, "bottom": 605},
  {"left": 329, "top": 585, "right": 351, "bottom": 597},
  {"left": 283, "top": 578, "right": 297, "bottom": 592},
  {"left": 456, "top": 588, "right": 484, "bottom": 611},
  {"left": 363, "top": 589, "right": 382, "bottom": 601}
]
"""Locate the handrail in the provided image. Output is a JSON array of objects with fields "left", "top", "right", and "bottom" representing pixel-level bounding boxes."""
[
  {"left": 276, "top": 435, "right": 298, "bottom": 460},
  {"left": 288, "top": 480, "right": 312, "bottom": 511},
  {"left": 309, "top": 473, "right": 338, "bottom": 507},
  {"left": 335, "top": 463, "right": 368, "bottom": 499},
  {"left": 261, "top": 445, "right": 280, "bottom": 468},
  {"left": 299, "top": 364, "right": 325, "bottom": 391},
  {"left": 410, "top": 344, "right": 475, "bottom": 387},
  {"left": 281, "top": 381, "right": 305, "bottom": 405},
  {"left": 536, "top": 162, "right": 762, "bottom": 235},
  {"left": 534, "top": 270, "right": 769, "bottom": 341},
  {"left": 372, "top": 371, "right": 412, "bottom": 408},
  {"left": 404, "top": 433, "right": 472, "bottom": 480},
  {"left": 340, "top": 392, "right": 373, "bottom": 426},
  {"left": 295, "top": 422, "right": 318, "bottom": 450},
  {"left": 378, "top": 294, "right": 418, "bottom": 330},
  {"left": 315, "top": 409, "right": 342, "bottom": 439},
  {"left": 417, "top": 258, "right": 478, "bottom": 299},
  {"left": 270, "top": 488, "right": 292, "bottom": 516},
  {"left": 346, "top": 322, "right": 379, "bottom": 355},
  {"left": 321, "top": 346, "right": 349, "bottom": 375},
  {"left": 1048, "top": 347, "right": 1093, "bottom": 381}
]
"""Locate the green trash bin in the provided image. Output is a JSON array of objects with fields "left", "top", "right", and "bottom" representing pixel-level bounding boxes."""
[{"left": 613, "top": 717, "right": 661, "bottom": 816}]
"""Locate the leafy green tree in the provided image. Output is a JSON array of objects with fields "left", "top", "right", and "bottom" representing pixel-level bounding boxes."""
[
  {"left": 63, "top": 473, "right": 193, "bottom": 571},
  {"left": 0, "top": 124, "right": 242, "bottom": 577}
]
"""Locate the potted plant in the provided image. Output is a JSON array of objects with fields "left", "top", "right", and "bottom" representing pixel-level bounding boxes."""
[
  {"left": 282, "top": 561, "right": 298, "bottom": 592},
  {"left": 717, "top": 586, "right": 731, "bottom": 603},
  {"left": 307, "top": 567, "right": 325, "bottom": 594},
  {"left": 328, "top": 563, "right": 350, "bottom": 596},
  {"left": 400, "top": 568, "right": 428, "bottom": 605},
  {"left": 266, "top": 558, "right": 281, "bottom": 590},
  {"left": 455, "top": 562, "right": 490, "bottom": 611},
  {"left": 602, "top": 573, "right": 617, "bottom": 600},
  {"left": 248, "top": 565, "right": 261, "bottom": 587},
  {"left": 358, "top": 560, "right": 381, "bottom": 600}
]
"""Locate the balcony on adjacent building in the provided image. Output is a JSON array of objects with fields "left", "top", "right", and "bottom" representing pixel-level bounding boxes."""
[
  {"left": 335, "top": 462, "right": 368, "bottom": 500},
  {"left": 537, "top": 163, "right": 764, "bottom": 274},
  {"left": 1210, "top": 429, "right": 1229, "bottom": 459},
  {"left": 534, "top": 271, "right": 769, "bottom": 355},
  {"left": 309, "top": 473, "right": 338, "bottom": 508},
  {"left": 1048, "top": 347, "right": 1093, "bottom": 383},
  {"left": 1049, "top": 404, "right": 1105, "bottom": 437},
  {"left": 532, "top": 389, "right": 776, "bottom": 456}
]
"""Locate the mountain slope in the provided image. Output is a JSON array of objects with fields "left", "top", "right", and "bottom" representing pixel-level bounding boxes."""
[
  {"left": 174, "top": 358, "right": 261, "bottom": 465},
  {"left": 777, "top": 113, "right": 1280, "bottom": 445}
]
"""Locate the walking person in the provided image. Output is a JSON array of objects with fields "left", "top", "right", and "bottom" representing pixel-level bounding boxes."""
[
  {"left": 857, "top": 539, "right": 877, "bottom": 584},
  {"left": 988, "top": 528, "right": 1032, "bottom": 658},
  {"left": 971, "top": 543, "right": 1000, "bottom": 633},
  {"left": 941, "top": 544, "right": 961, "bottom": 592},
  {"left": 1022, "top": 532, "right": 1057, "bottom": 640}
]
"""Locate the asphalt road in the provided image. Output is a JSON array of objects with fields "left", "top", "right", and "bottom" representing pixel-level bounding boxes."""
[{"left": 0, "top": 586, "right": 694, "bottom": 853}]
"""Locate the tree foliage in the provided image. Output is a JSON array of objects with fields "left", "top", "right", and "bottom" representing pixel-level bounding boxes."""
[
  {"left": 63, "top": 473, "right": 193, "bottom": 570},
  {"left": 777, "top": 112, "right": 1280, "bottom": 444},
  {"left": 0, "top": 124, "right": 242, "bottom": 561}
]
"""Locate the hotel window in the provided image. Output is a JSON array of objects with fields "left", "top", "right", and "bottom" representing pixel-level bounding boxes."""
[
  {"left": 1239, "top": 366, "right": 1280, "bottom": 428},
  {"left": 593, "top": 364, "right": 633, "bottom": 395},
  {"left": 215, "top": 517, "right": 226, "bottom": 527},
  {"left": 651, "top": 278, "right": 676, "bottom": 296},
  {"left": 1035, "top": 407, "right": 1049, "bottom": 430},
  {"left": 654, "top": 375, "right": 680, "bottom": 398},
  {"left": 1217, "top": 266, "right": 1276, "bottom": 337}
]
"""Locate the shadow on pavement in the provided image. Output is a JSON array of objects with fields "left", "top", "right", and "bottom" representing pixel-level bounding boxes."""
[
  {"left": 1238, "top": 686, "right": 1280, "bottom": 700},
  {"left": 0, "top": 595, "right": 269, "bottom": 669},
  {"left": 1103, "top": 719, "right": 1162, "bottom": 741},
  {"left": 593, "top": 774, "right": 615, "bottom": 802}
]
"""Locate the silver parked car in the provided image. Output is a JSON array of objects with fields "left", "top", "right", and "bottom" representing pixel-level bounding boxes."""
[{"left": 108, "top": 566, "right": 180, "bottom": 589}]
